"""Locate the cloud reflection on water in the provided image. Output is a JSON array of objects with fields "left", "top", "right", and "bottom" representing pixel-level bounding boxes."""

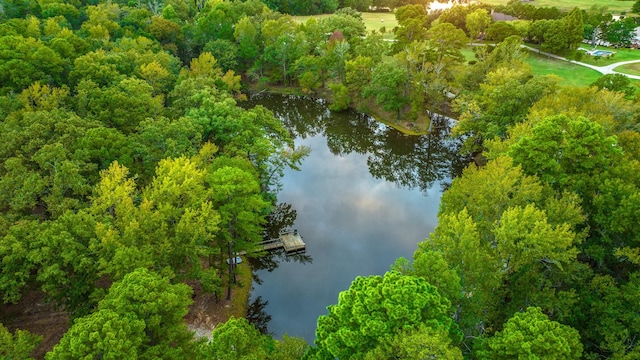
[{"left": 250, "top": 133, "right": 443, "bottom": 343}]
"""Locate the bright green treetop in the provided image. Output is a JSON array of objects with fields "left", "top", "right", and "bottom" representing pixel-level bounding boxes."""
[
  {"left": 47, "top": 268, "right": 196, "bottom": 359},
  {"left": 313, "top": 271, "right": 458, "bottom": 360},
  {"left": 478, "top": 307, "right": 583, "bottom": 360}
]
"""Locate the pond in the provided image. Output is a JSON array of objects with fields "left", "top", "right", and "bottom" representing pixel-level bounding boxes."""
[{"left": 244, "top": 93, "right": 465, "bottom": 343}]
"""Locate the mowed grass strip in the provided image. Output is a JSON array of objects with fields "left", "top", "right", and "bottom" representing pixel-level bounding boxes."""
[{"left": 479, "top": 0, "right": 634, "bottom": 13}]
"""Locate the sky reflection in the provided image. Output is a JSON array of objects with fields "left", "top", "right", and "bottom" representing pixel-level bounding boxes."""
[{"left": 250, "top": 133, "right": 444, "bottom": 343}]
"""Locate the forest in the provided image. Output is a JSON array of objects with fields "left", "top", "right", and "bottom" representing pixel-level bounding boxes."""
[{"left": 0, "top": 0, "right": 639, "bottom": 358}]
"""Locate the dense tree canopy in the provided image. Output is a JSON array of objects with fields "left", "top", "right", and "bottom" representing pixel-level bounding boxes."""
[{"left": 1, "top": 0, "right": 639, "bottom": 359}]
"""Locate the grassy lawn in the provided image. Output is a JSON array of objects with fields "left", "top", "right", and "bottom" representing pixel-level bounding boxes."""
[
  {"left": 361, "top": 12, "right": 397, "bottom": 36},
  {"left": 460, "top": 47, "right": 478, "bottom": 62},
  {"left": 614, "top": 62, "right": 640, "bottom": 75},
  {"left": 293, "top": 12, "right": 397, "bottom": 39},
  {"left": 478, "top": 0, "right": 634, "bottom": 13},
  {"left": 577, "top": 46, "right": 640, "bottom": 66},
  {"left": 460, "top": 46, "right": 602, "bottom": 87},
  {"left": 527, "top": 52, "right": 602, "bottom": 86}
]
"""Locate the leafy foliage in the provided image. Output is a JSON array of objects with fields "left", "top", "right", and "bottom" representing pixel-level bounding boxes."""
[
  {"left": 0, "top": 323, "right": 42, "bottom": 360},
  {"left": 478, "top": 307, "right": 582, "bottom": 360},
  {"left": 313, "top": 271, "right": 459, "bottom": 359}
]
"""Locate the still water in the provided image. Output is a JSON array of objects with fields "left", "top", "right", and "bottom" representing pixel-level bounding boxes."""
[{"left": 245, "top": 94, "right": 463, "bottom": 343}]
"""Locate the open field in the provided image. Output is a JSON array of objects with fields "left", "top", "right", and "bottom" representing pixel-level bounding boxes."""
[
  {"left": 478, "top": 0, "right": 635, "bottom": 13},
  {"left": 293, "top": 12, "right": 398, "bottom": 38},
  {"left": 526, "top": 52, "right": 603, "bottom": 87}
]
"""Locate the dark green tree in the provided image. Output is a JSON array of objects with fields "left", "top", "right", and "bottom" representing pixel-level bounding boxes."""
[
  {"left": 590, "top": 74, "right": 635, "bottom": 97},
  {"left": 364, "top": 58, "right": 409, "bottom": 119}
]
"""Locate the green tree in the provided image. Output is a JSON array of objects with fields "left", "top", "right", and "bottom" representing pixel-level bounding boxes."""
[
  {"left": 363, "top": 325, "right": 463, "bottom": 360},
  {"left": 329, "top": 82, "right": 349, "bottom": 111},
  {"left": 207, "top": 160, "right": 270, "bottom": 299},
  {"left": 33, "top": 210, "right": 101, "bottom": 317},
  {"left": 527, "top": 85, "right": 637, "bottom": 132},
  {"left": 0, "top": 323, "right": 42, "bottom": 360},
  {"left": 466, "top": 8, "right": 492, "bottom": 42},
  {"left": 579, "top": 273, "right": 640, "bottom": 358},
  {"left": 454, "top": 66, "right": 559, "bottom": 153},
  {"left": 634, "top": 0, "right": 640, "bottom": 14},
  {"left": 600, "top": 17, "right": 637, "bottom": 47},
  {"left": 590, "top": 73, "right": 635, "bottom": 97},
  {"left": 395, "top": 250, "right": 462, "bottom": 309},
  {"left": 46, "top": 310, "right": 146, "bottom": 360},
  {"left": 234, "top": 16, "right": 260, "bottom": 72},
  {"left": 320, "top": 11, "right": 366, "bottom": 41},
  {"left": 437, "top": 4, "right": 475, "bottom": 31},
  {"left": 426, "top": 22, "right": 468, "bottom": 66},
  {"left": 564, "top": 7, "right": 583, "bottom": 51},
  {"left": 364, "top": 57, "right": 408, "bottom": 119},
  {"left": 393, "top": 4, "right": 428, "bottom": 48},
  {"left": 0, "top": 35, "right": 67, "bottom": 94},
  {"left": 89, "top": 159, "right": 222, "bottom": 290},
  {"left": 345, "top": 55, "right": 373, "bottom": 98},
  {"left": 199, "top": 317, "right": 273, "bottom": 360},
  {"left": 47, "top": 268, "right": 196, "bottom": 359},
  {"left": 426, "top": 156, "right": 584, "bottom": 345},
  {"left": 485, "top": 21, "right": 519, "bottom": 42},
  {"left": 269, "top": 335, "right": 309, "bottom": 360},
  {"left": 313, "top": 271, "right": 458, "bottom": 360},
  {"left": 478, "top": 307, "right": 583, "bottom": 360},
  {"left": 461, "top": 35, "right": 529, "bottom": 91},
  {"left": 75, "top": 78, "right": 164, "bottom": 133},
  {"left": 353, "top": 32, "right": 389, "bottom": 63},
  {"left": 508, "top": 115, "right": 621, "bottom": 204},
  {"left": 260, "top": 16, "right": 309, "bottom": 85}
]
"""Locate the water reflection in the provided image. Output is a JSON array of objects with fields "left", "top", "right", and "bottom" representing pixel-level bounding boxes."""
[
  {"left": 251, "top": 203, "right": 314, "bottom": 284},
  {"left": 247, "top": 296, "right": 271, "bottom": 335},
  {"left": 246, "top": 94, "right": 463, "bottom": 193},
  {"left": 245, "top": 93, "right": 464, "bottom": 342}
]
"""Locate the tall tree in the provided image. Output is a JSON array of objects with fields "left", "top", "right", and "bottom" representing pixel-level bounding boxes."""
[
  {"left": 393, "top": 4, "right": 428, "bottom": 49},
  {"left": 466, "top": 8, "right": 492, "bottom": 42},
  {"left": 364, "top": 57, "right": 409, "bottom": 119},
  {"left": 207, "top": 159, "right": 270, "bottom": 299},
  {"left": 47, "top": 268, "right": 196, "bottom": 359},
  {"left": 564, "top": 7, "right": 583, "bottom": 52}
]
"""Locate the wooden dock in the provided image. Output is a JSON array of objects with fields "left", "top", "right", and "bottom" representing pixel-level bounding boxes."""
[{"left": 260, "top": 230, "right": 306, "bottom": 253}]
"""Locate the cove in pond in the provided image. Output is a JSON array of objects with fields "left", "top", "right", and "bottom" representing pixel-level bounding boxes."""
[{"left": 245, "top": 94, "right": 465, "bottom": 343}]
